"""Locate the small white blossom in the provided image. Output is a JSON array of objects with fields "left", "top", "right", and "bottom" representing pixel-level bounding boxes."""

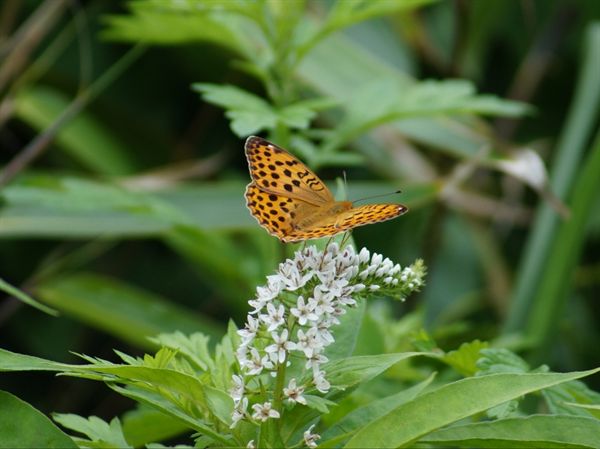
[
  {"left": 230, "top": 396, "right": 248, "bottom": 428},
  {"left": 369, "top": 284, "right": 380, "bottom": 291},
  {"left": 237, "top": 315, "right": 259, "bottom": 343},
  {"left": 260, "top": 303, "right": 285, "bottom": 332},
  {"left": 310, "top": 286, "right": 335, "bottom": 315},
  {"left": 306, "top": 352, "right": 328, "bottom": 372},
  {"left": 252, "top": 402, "right": 280, "bottom": 422},
  {"left": 244, "top": 347, "right": 273, "bottom": 375},
  {"left": 304, "top": 424, "right": 321, "bottom": 448},
  {"left": 265, "top": 329, "right": 294, "bottom": 364},
  {"left": 291, "top": 295, "right": 318, "bottom": 325},
  {"left": 295, "top": 327, "right": 321, "bottom": 358},
  {"left": 314, "top": 370, "right": 331, "bottom": 393},
  {"left": 283, "top": 378, "right": 307, "bottom": 405},
  {"left": 229, "top": 375, "right": 245, "bottom": 403},
  {"left": 246, "top": 440, "right": 255, "bottom": 449}
]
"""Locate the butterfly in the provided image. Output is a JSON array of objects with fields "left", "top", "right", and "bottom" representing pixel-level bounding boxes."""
[{"left": 244, "top": 136, "right": 408, "bottom": 242}]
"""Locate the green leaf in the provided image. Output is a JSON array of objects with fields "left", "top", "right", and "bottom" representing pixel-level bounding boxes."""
[
  {"left": 345, "top": 368, "right": 600, "bottom": 448},
  {"left": 14, "top": 86, "right": 135, "bottom": 175},
  {"left": 442, "top": 340, "right": 489, "bottom": 376},
  {"left": 33, "top": 273, "right": 223, "bottom": 349},
  {"left": 52, "top": 415, "right": 131, "bottom": 449},
  {"left": 321, "top": 352, "right": 430, "bottom": 391},
  {"left": 193, "top": 83, "right": 277, "bottom": 136},
  {"left": 102, "top": 1, "right": 245, "bottom": 52},
  {"left": 150, "top": 332, "right": 215, "bottom": 371},
  {"left": 122, "top": 406, "right": 189, "bottom": 448},
  {"left": 542, "top": 379, "right": 600, "bottom": 418},
  {"left": 326, "top": 79, "right": 531, "bottom": 152},
  {"left": 476, "top": 348, "right": 530, "bottom": 374},
  {"left": 320, "top": 373, "right": 436, "bottom": 448},
  {"left": 0, "top": 277, "right": 57, "bottom": 316},
  {"left": 0, "top": 390, "right": 77, "bottom": 448},
  {"left": 421, "top": 415, "right": 600, "bottom": 449}
]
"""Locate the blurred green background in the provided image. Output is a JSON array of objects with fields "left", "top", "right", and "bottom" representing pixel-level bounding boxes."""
[{"left": 1, "top": 0, "right": 599, "bottom": 423}]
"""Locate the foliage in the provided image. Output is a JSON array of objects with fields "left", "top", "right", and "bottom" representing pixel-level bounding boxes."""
[{"left": 1, "top": 0, "right": 600, "bottom": 448}]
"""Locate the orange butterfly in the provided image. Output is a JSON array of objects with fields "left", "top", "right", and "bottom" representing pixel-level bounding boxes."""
[{"left": 244, "top": 136, "right": 408, "bottom": 242}]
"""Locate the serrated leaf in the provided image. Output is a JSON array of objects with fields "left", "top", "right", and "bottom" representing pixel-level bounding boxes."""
[
  {"left": 476, "top": 348, "right": 531, "bottom": 375},
  {"left": 52, "top": 415, "right": 131, "bottom": 449},
  {"left": 150, "top": 332, "right": 214, "bottom": 371},
  {"left": 443, "top": 340, "right": 489, "bottom": 376}
]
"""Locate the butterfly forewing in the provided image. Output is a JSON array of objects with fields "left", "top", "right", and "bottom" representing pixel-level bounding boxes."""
[{"left": 245, "top": 136, "right": 334, "bottom": 205}]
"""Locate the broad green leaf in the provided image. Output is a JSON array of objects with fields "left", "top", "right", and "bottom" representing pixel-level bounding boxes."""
[
  {"left": 0, "top": 277, "right": 57, "bottom": 316},
  {"left": 320, "top": 372, "right": 436, "bottom": 448},
  {"left": 122, "top": 406, "right": 189, "bottom": 448},
  {"left": 201, "top": 385, "right": 233, "bottom": 427},
  {"left": 345, "top": 368, "right": 600, "bottom": 448},
  {"left": 52, "top": 415, "right": 131, "bottom": 449},
  {"left": 0, "top": 348, "right": 71, "bottom": 372},
  {"left": 421, "top": 415, "right": 600, "bottom": 449},
  {"left": 14, "top": 86, "right": 134, "bottom": 175},
  {"left": 0, "top": 390, "right": 77, "bottom": 448},
  {"left": 34, "top": 273, "right": 223, "bottom": 349},
  {"left": 0, "top": 177, "right": 435, "bottom": 238}
]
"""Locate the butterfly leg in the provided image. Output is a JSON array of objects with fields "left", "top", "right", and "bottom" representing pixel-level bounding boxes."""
[
  {"left": 340, "top": 231, "right": 352, "bottom": 248},
  {"left": 319, "top": 235, "right": 335, "bottom": 270}
]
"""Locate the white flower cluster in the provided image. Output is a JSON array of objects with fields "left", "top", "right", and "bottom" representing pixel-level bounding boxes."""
[{"left": 229, "top": 244, "right": 425, "bottom": 441}]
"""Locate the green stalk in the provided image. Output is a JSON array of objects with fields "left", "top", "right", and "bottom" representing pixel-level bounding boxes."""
[
  {"left": 502, "top": 23, "right": 600, "bottom": 336},
  {"left": 527, "top": 128, "right": 600, "bottom": 352}
]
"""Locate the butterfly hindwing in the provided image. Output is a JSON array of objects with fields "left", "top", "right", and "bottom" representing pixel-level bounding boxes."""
[{"left": 284, "top": 204, "right": 407, "bottom": 242}]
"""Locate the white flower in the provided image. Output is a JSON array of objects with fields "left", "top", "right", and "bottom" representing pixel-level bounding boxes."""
[
  {"left": 309, "top": 286, "right": 335, "bottom": 315},
  {"left": 238, "top": 315, "right": 259, "bottom": 343},
  {"left": 314, "top": 319, "right": 335, "bottom": 345},
  {"left": 229, "top": 375, "right": 244, "bottom": 403},
  {"left": 279, "top": 261, "right": 313, "bottom": 291},
  {"left": 369, "top": 284, "right": 380, "bottom": 291},
  {"left": 304, "top": 424, "right": 321, "bottom": 448},
  {"left": 260, "top": 302, "right": 285, "bottom": 332},
  {"left": 295, "top": 327, "right": 321, "bottom": 358},
  {"left": 265, "top": 329, "right": 294, "bottom": 364},
  {"left": 283, "top": 378, "right": 307, "bottom": 405},
  {"left": 291, "top": 295, "right": 318, "bottom": 325},
  {"left": 244, "top": 347, "right": 273, "bottom": 375},
  {"left": 252, "top": 402, "right": 280, "bottom": 422},
  {"left": 313, "top": 370, "right": 331, "bottom": 393},
  {"left": 246, "top": 440, "right": 255, "bottom": 449},
  {"left": 306, "top": 352, "right": 328, "bottom": 372},
  {"left": 230, "top": 396, "right": 248, "bottom": 428}
]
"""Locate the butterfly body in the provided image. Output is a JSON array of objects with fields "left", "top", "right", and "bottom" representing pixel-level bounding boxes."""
[{"left": 244, "top": 136, "right": 407, "bottom": 242}]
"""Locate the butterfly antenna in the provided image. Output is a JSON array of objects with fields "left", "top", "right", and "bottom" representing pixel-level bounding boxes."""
[{"left": 352, "top": 189, "right": 403, "bottom": 205}]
